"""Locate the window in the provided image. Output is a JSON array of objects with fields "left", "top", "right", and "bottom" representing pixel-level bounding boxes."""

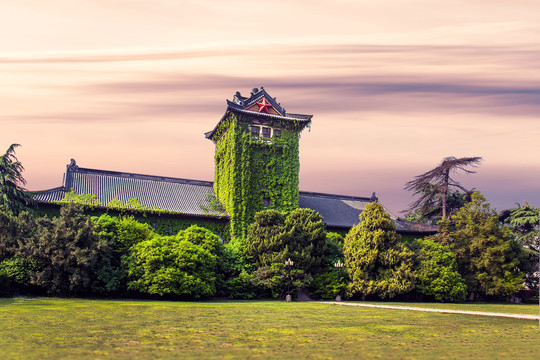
[
  {"left": 273, "top": 129, "right": 281, "bottom": 138},
  {"left": 262, "top": 127, "right": 271, "bottom": 138},
  {"left": 250, "top": 126, "right": 260, "bottom": 137},
  {"left": 263, "top": 198, "right": 272, "bottom": 207}
]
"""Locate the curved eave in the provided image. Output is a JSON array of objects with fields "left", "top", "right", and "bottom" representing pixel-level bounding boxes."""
[{"left": 205, "top": 106, "right": 312, "bottom": 140}]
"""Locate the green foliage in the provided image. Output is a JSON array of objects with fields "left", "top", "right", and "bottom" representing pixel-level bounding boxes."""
[
  {"left": 0, "top": 206, "right": 38, "bottom": 261},
  {"left": 247, "top": 208, "right": 327, "bottom": 273},
  {"left": 0, "top": 257, "right": 37, "bottom": 289},
  {"left": 126, "top": 225, "right": 221, "bottom": 298},
  {"left": 404, "top": 156, "right": 481, "bottom": 219},
  {"left": 251, "top": 263, "right": 308, "bottom": 299},
  {"left": 213, "top": 113, "right": 303, "bottom": 239},
  {"left": 500, "top": 202, "right": 539, "bottom": 290},
  {"left": 311, "top": 270, "right": 348, "bottom": 300},
  {"left": 405, "top": 189, "right": 470, "bottom": 224},
  {"left": 223, "top": 269, "right": 261, "bottom": 299},
  {"left": 89, "top": 214, "right": 156, "bottom": 295},
  {"left": 200, "top": 192, "right": 227, "bottom": 216},
  {"left": 408, "top": 239, "right": 467, "bottom": 302},
  {"left": 57, "top": 189, "right": 102, "bottom": 207},
  {"left": 325, "top": 232, "right": 344, "bottom": 266},
  {"left": 344, "top": 201, "right": 415, "bottom": 299},
  {"left": 245, "top": 208, "right": 328, "bottom": 298},
  {"left": 19, "top": 203, "right": 103, "bottom": 296},
  {"left": 431, "top": 192, "right": 525, "bottom": 298},
  {"left": 0, "top": 144, "right": 35, "bottom": 214}
]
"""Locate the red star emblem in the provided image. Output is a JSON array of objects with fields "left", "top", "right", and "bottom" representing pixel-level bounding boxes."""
[{"left": 256, "top": 98, "right": 273, "bottom": 113}]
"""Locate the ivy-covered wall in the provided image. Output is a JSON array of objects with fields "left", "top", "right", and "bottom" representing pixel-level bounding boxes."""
[
  {"left": 34, "top": 203, "right": 231, "bottom": 242},
  {"left": 212, "top": 113, "right": 305, "bottom": 239}
]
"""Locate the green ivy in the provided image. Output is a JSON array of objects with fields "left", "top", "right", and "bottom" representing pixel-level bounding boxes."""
[
  {"left": 35, "top": 203, "right": 230, "bottom": 242},
  {"left": 212, "top": 113, "right": 306, "bottom": 239}
]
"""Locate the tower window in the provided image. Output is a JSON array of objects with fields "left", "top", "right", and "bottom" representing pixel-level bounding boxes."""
[{"left": 262, "top": 127, "right": 271, "bottom": 138}]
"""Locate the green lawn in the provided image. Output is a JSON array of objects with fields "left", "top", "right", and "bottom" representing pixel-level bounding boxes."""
[{"left": 1, "top": 298, "right": 539, "bottom": 359}]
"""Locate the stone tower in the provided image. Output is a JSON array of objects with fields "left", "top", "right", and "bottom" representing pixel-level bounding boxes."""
[{"left": 205, "top": 87, "right": 312, "bottom": 238}]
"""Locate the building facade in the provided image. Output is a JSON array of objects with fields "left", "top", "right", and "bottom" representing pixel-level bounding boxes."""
[{"left": 35, "top": 88, "right": 436, "bottom": 239}]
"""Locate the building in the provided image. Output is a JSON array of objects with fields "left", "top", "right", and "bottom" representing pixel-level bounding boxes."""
[{"left": 35, "top": 87, "right": 436, "bottom": 239}]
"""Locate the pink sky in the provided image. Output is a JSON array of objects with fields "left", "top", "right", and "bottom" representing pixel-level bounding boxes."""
[{"left": 1, "top": 1, "right": 539, "bottom": 215}]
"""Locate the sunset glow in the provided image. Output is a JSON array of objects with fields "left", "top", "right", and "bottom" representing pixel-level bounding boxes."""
[{"left": 2, "top": 0, "right": 539, "bottom": 214}]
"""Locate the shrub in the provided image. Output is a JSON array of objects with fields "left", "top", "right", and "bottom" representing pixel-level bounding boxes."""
[
  {"left": 311, "top": 270, "right": 348, "bottom": 300},
  {"left": 0, "top": 257, "right": 37, "bottom": 290},
  {"left": 126, "top": 225, "right": 220, "bottom": 298},
  {"left": 409, "top": 239, "right": 467, "bottom": 302}
]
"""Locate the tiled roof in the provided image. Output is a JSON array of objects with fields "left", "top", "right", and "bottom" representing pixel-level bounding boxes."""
[
  {"left": 299, "top": 191, "right": 374, "bottom": 228},
  {"left": 34, "top": 160, "right": 225, "bottom": 218},
  {"left": 231, "top": 87, "right": 287, "bottom": 115},
  {"left": 34, "top": 161, "right": 436, "bottom": 234},
  {"left": 298, "top": 191, "right": 436, "bottom": 233}
]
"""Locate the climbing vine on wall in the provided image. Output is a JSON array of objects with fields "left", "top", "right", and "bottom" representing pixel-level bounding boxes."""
[
  {"left": 39, "top": 194, "right": 231, "bottom": 242},
  {"left": 212, "top": 113, "right": 303, "bottom": 239}
]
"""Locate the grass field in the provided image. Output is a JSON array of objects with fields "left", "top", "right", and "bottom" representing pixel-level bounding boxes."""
[{"left": 1, "top": 298, "right": 539, "bottom": 359}]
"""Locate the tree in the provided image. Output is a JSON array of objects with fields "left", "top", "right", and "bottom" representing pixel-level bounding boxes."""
[
  {"left": 405, "top": 189, "right": 470, "bottom": 224},
  {"left": 344, "top": 201, "right": 415, "bottom": 299},
  {"left": 430, "top": 193, "right": 524, "bottom": 299},
  {"left": 90, "top": 214, "right": 155, "bottom": 295},
  {"left": 0, "top": 144, "right": 35, "bottom": 214},
  {"left": 404, "top": 156, "right": 482, "bottom": 220},
  {"left": 0, "top": 205, "right": 38, "bottom": 261},
  {"left": 500, "top": 202, "right": 539, "bottom": 290},
  {"left": 245, "top": 208, "right": 328, "bottom": 298},
  {"left": 408, "top": 239, "right": 467, "bottom": 302},
  {"left": 126, "top": 225, "right": 221, "bottom": 298},
  {"left": 20, "top": 203, "right": 102, "bottom": 296}
]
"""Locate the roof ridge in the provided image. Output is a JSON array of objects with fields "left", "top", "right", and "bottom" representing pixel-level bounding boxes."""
[
  {"left": 229, "top": 107, "right": 312, "bottom": 121},
  {"left": 69, "top": 167, "right": 214, "bottom": 186},
  {"left": 299, "top": 191, "right": 372, "bottom": 201}
]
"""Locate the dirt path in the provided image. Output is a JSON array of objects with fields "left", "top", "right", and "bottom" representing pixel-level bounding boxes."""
[{"left": 317, "top": 301, "right": 539, "bottom": 320}]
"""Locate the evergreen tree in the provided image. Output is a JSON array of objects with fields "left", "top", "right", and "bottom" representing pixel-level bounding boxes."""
[
  {"left": 20, "top": 203, "right": 102, "bottom": 296},
  {"left": 502, "top": 202, "right": 539, "bottom": 290},
  {"left": 405, "top": 189, "right": 470, "bottom": 224},
  {"left": 431, "top": 193, "right": 525, "bottom": 299},
  {"left": 0, "top": 144, "right": 35, "bottom": 214},
  {"left": 344, "top": 201, "right": 415, "bottom": 299},
  {"left": 404, "top": 156, "right": 481, "bottom": 219},
  {"left": 246, "top": 208, "right": 328, "bottom": 297}
]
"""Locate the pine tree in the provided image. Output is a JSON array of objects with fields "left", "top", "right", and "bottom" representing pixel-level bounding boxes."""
[
  {"left": 404, "top": 156, "right": 481, "bottom": 220},
  {"left": 0, "top": 144, "right": 35, "bottom": 214},
  {"left": 344, "top": 201, "right": 415, "bottom": 299}
]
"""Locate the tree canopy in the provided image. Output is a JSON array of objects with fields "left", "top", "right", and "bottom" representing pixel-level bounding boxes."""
[
  {"left": 245, "top": 208, "right": 328, "bottom": 298},
  {"left": 404, "top": 156, "right": 482, "bottom": 220},
  {"left": 430, "top": 193, "right": 524, "bottom": 299},
  {"left": 0, "top": 144, "right": 35, "bottom": 214},
  {"left": 500, "top": 202, "right": 539, "bottom": 290},
  {"left": 343, "top": 201, "right": 415, "bottom": 299}
]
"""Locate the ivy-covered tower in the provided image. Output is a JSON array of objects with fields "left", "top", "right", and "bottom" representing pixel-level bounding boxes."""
[{"left": 205, "top": 87, "right": 312, "bottom": 238}]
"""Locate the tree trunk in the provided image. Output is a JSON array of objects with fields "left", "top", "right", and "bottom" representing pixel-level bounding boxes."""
[{"left": 442, "top": 170, "right": 450, "bottom": 218}]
